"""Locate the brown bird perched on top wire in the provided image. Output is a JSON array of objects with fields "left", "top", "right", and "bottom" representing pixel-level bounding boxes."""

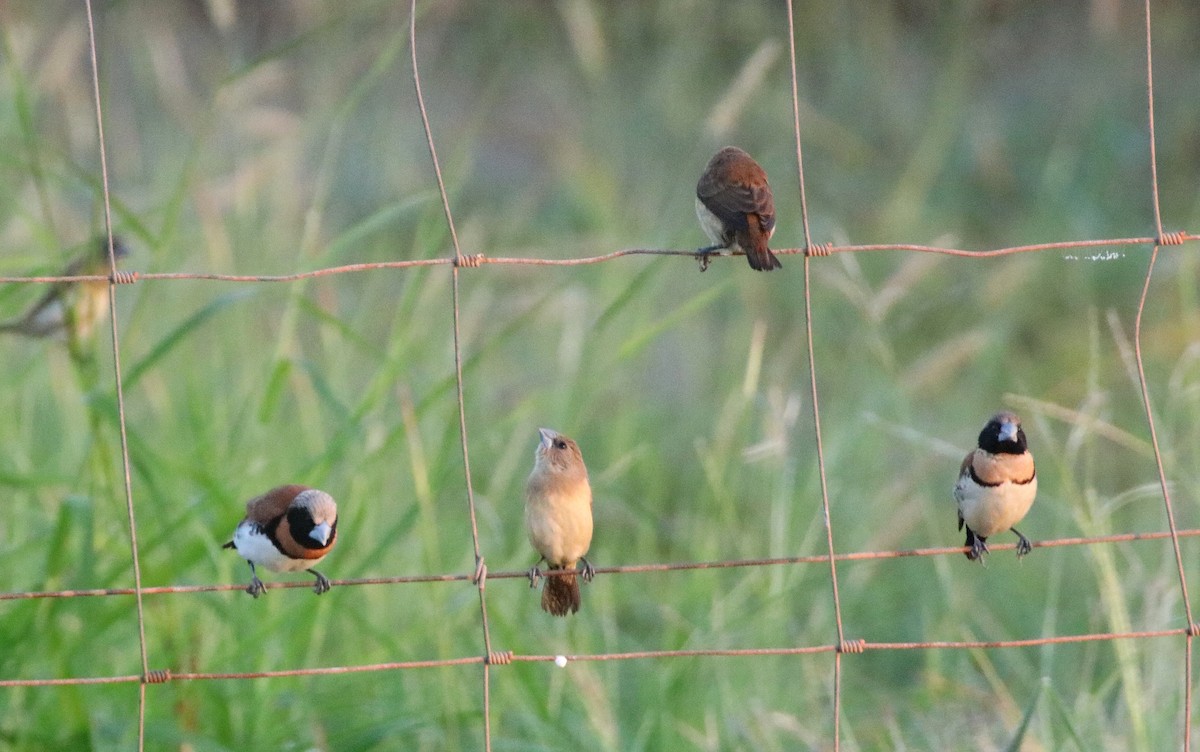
[
  {"left": 0, "top": 236, "right": 129, "bottom": 345},
  {"left": 695, "top": 146, "right": 780, "bottom": 271},
  {"left": 954, "top": 412, "right": 1037, "bottom": 562},
  {"left": 525, "top": 427, "right": 594, "bottom": 616}
]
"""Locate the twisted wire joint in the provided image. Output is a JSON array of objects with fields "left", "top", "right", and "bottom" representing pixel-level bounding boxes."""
[{"left": 455, "top": 254, "right": 485, "bottom": 268}]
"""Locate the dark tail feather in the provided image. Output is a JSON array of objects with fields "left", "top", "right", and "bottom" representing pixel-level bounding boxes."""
[
  {"left": 541, "top": 570, "right": 581, "bottom": 616},
  {"left": 746, "top": 246, "right": 782, "bottom": 272},
  {"left": 744, "top": 218, "right": 782, "bottom": 271}
]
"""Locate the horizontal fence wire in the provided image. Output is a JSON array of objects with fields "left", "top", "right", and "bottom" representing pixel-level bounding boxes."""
[
  {"left": 1, "top": 627, "right": 1196, "bottom": 688},
  {"left": 0, "top": 0, "right": 1192, "bottom": 750},
  {"left": 1, "top": 233, "right": 1195, "bottom": 286},
  {"left": 2, "top": 527, "right": 1197, "bottom": 603}
]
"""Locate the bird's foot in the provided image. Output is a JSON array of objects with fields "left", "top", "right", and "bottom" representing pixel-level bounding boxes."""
[
  {"left": 1013, "top": 529, "right": 1032, "bottom": 559},
  {"left": 246, "top": 576, "right": 267, "bottom": 598},
  {"left": 579, "top": 557, "right": 595, "bottom": 582},
  {"left": 527, "top": 564, "right": 543, "bottom": 589},
  {"left": 312, "top": 570, "right": 332, "bottom": 595},
  {"left": 696, "top": 245, "right": 722, "bottom": 272},
  {"left": 967, "top": 537, "right": 989, "bottom": 562}
]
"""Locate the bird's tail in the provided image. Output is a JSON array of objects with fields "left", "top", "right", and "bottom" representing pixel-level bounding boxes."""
[
  {"left": 541, "top": 568, "right": 581, "bottom": 616},
  {"left": 745, "top": 215, "right": 782, "bottom": 271}
]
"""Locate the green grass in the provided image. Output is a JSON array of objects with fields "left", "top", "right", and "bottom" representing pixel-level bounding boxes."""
[{"left": 1, "top": 1, "right": 1199, "bottom": 749}]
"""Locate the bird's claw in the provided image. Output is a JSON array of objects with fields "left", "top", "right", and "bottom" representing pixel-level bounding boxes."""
[
  {"left": 579, "top": 557, "right": 595, "bottom": 582},
  {"left": 1014, "top": 530, "right": 1032, "bottom": 559},
  {"left": 312, "top": 570, "right": 332, "bottom": 595},
  {"left": 527, "top": 565, "right": 543, "bottom": 589},
  {"left": 246, "top": 576, "right": 267, "bottom": 598},
  {"left": 967, "top": 538, "right": 989, "bottom": 562},
  {"left": 696, "top": 245, "right": 722, "bottom": 272}
]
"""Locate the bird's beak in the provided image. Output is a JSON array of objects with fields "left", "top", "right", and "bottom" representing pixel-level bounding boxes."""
[
  {"left": 998, "top": 421, "right": 1018, "bottom": 443},
  {"left": 309, "top": 522, "right": 332, "bottom": 546},
  {"left": 538, "top": 427, "right": 556, "bottom": 450}
]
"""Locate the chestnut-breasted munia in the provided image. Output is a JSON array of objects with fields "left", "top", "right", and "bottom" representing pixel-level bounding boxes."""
[
  {"left": 954, "top": 412, "right": 1037, "bottom": 561},
  {"left": 223, "top": 485, "right": 339, "bottom": 597},
  {"left": 0, "top": 236, "right": 129, "bottom": 343},
  {"left": 695, "top": 146, "right": 780, "bottom": 271},
  {"left": 525, "top": 428, "right": 594, "bottom": 616}
]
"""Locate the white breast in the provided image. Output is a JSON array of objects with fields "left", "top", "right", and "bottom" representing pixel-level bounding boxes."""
[
  {"left": 955, "top": 474, "right": 1037, "bottom": 538},
  {"left": 695, "top": 198, "right": 730, "bottom": 249},
  {"left": 232, "top": 521, "right": 322, "bottom": 573}
]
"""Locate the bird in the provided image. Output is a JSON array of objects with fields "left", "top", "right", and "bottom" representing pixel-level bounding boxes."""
[
  {"left": 222, "top": 485, "right": 339, "bottom": 597},
  {"left": 954, "top": 412, "right": 1037, "bottom": 561},
  {"left": 0, "top": 236, "right": 129, "bottom": 343},
  {"left": 695, "top": 146, "right": 780, "bottom": 272},
  {"left": 525, "top": 427, "right": 594, "bottom": 616}
]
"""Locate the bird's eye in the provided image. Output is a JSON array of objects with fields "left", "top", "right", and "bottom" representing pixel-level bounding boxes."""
[{"left": 555, "top": 440, "right": 567, "bottom": 450}]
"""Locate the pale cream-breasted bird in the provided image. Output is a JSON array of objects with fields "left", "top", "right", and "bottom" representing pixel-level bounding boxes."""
[
  {"left": 0, "top": 236, "right": 129, "bottom": 343},
  {"left": 954, "top": 412, "right": 1037, "bottom": 561},
  {"left": 525, "top": 427, "right": 594, "bottom": 616},
  {"left": 223, "top": 485, "right": 339, "bottom": 597},
  {"left": 695, "top": 146, "right": 780, "bottom": 271}
]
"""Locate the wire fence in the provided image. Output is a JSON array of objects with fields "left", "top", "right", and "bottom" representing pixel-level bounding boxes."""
[{"left": 0, "top": 0, "right": 1196, "bottom": 749}]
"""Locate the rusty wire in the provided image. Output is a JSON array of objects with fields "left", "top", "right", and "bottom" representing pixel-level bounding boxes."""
[
  {"left": 1, "top": 527, "right": 1196, "bottom": 603},
  {"left": 82, "top": 0, "right": 150, "bottom": 748},
  {"left": 406, "top": 2, "right": 498, "bottom": 748},
  {"left": 783, "top": 0, "right": 848, "bottom": 741},
  {"left": 1135, "top": 0, "right": 1195, "bottom": 746},
  {"left": 1, "top": 626, "right": 1193, "bottom": 688},
  {"left": 0, "top": 1, "right": 1194, "bottom": 750},
  {"left": 2, "top": 234, "right": 1196, "bottom": 288}
]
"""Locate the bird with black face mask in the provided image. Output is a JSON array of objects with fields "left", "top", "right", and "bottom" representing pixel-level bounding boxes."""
[
  {"left": 223, "top": 485, "right": 339, "bottom": 597},
  {"left": 525, "top": 428, "right": 594, "bottom": 616},
  {"left": 695, "top": 146, "right": 780, "bottom": 272},
  {"left": 954, "top": 412, "right": 1037, "bottom": 561},
  {"left": 0, "top": 236, "right": 129, "bottom": 345}
]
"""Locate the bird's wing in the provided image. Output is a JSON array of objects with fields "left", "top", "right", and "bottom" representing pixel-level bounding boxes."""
[
  {"left": 697, "top": 175, "right": 773, "bottom": 229},
  {"left": 243, "top": 485, "right": 308, "bottom": 524}
]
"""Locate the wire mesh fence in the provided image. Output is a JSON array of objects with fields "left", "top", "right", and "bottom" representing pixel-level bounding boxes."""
[{"left": 0, "top": 0, "right": 1196, "bottom": 749}]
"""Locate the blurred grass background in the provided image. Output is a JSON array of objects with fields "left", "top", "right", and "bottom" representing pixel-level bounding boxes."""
[{"left": 0, "top": 0, "right": 1199, "bottom": 749}]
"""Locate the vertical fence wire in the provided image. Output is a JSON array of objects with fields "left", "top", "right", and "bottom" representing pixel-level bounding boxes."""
[
  {"left": 1135, "top": 0, "right": 1196, "bottom": 747},
  {"left": 407, "top": 2, "right": 496, "bottom": 748},
  {"left": 81, "top": 1, "right": 150, "bottom": 749},
  {"left": 784, "top": 1, "right": 848, "bottom": 746}
]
